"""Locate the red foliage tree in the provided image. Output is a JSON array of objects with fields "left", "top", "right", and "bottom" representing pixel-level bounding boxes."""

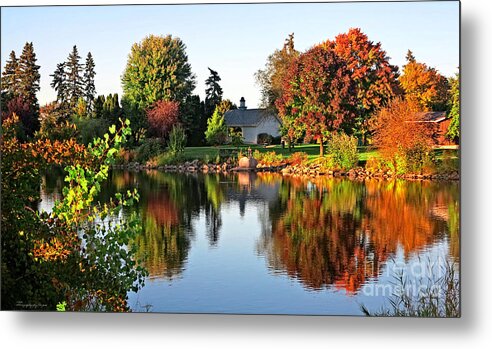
[
  {"left": 331, "top": 28, "right": 400, "bottom": 143},
  {"left": 146, "top": 100, "right": 180, "bottom": 139},
  {"left": 275, "top": 43, "right": 354, "bottom": 155},
  {"left": 2, "top": 96, "right": 39, "bottom": 138}
]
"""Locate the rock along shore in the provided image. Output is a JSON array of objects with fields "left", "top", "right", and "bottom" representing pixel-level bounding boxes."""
[{"left": 113, "top": 160, "right": 460, "bottom": 181}]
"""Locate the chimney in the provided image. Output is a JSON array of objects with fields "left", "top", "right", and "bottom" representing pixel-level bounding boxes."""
[{"left": 239, "top": 97, "right": 246, "bottom": 110}]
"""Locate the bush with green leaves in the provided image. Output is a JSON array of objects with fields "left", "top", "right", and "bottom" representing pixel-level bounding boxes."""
[
  {"left": 167, "top": 124, "right": 187, "bottom": 155},
  {"left": 325, "top": 133, "right": 359, "bottom": 170},
  {"left": 136, "top": 138, "right": 164, "bottom": 163},
  {"left": 73, "top": 117, "right": 110, "bottom": 145},
  {"left": 229, "top": 128, "right": 244, "bottom": 147},
  {"left": 257, "top": 133, "right": 273, "bottom": 145},
  {"left": 205, "top": 108, "right": 227, "bottom": 145}
]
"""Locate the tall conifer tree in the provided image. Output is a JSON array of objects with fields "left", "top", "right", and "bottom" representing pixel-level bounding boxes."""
[
  {"left": 50, "top": 62, "right": 68, "bottom": 110},
  {"left": 65, "top": 45, "right": 84, "bottom": 109},
  {"left": 2, "top": 50, "right": 21, "bottom": 97},
  {"left": 84, "top": 52, "right": 96, "bottom": 113},
  {"left": 18, "top": 42, "right": 41, "bottom": 111},
  {"left": 204, "top": 67, "right": 223, "bottom": 115}
]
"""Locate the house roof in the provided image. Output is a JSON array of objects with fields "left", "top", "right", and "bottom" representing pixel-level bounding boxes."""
[
  {"left": 414, "top": 111, "right": 448, "bottom": 123},
  {"left": 224, "top": 108, "right": 280, "bottom": 127}
]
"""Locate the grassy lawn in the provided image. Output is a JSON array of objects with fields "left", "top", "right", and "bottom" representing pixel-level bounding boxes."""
[
  {"left": 182, "top": 144, "right": 458, "bottom": 165},
  {"left": 183, "top": 144, "right": 380, "bottom": 163}
]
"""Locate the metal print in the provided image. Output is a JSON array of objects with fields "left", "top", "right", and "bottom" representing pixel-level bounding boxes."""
[{"left": 0, "top": 1, "right": 460, "bottom": 316}]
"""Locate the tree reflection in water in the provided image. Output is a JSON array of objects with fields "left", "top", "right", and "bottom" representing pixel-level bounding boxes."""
[
  {"left": 256, "top": 174, "right": 459, "bottom": 293},
  {"left": 94, "top": 171, "right": 459, "bottom": 289}
]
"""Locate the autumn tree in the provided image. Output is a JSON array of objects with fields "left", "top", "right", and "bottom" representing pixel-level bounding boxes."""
[
  {"left": 146, "top": 100, "right": 180, "bottom": 139},
  {"left": 399, "top": 50, "right": 449, "bottom": 111},
  {"left": 255, "top": 33, "right": 300, "bottom": 110},
  {"left": 371, "top": 98, "right": 435, "bottom": 173},
  {"left": 276, "top": 43, "right": 354, "bottom": 155},
  {"left": 65, "top": 45, "right": 84, "bottom": 110},
  {"left": 446, "top": 72, "right": 460, "bottom": 142},
  {"left": 331, "top": 28, "right": 400, "bottom": 143},
  {"left": 204, "top": 67, "right": 223, "bottom": 115},
  {"left": 84, "top": 52, "right": 96, "bottom": 113},
  {"left": 122, "top": 34, "right": 196, "bottom": 112}
]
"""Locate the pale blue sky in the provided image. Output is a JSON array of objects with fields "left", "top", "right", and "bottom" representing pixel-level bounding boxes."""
[{"left": 1, "top": 1, "right": 459, "bottom": 108}]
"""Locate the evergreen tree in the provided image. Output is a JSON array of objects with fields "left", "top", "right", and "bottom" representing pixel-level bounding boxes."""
[
  {"left": 204, "top": 68, "right": 223, "bottom": 115},
  {"left": 65, "top": 45, "right": 84, "bottom": 110},
  {"left": 2, "top": 50, "right": 20, "bottom": 97},
  {"left": 84, "top": 52, "right": 96, "bottom": 113},
  {"left": 180, "top": 94, "right": 206, "bottom": 146},
  {"left": 50, "top": 62, "right": 68, "bottom": 109},
  {"left": 205, "top": 107, "right": 227, "bottom": 146},
  {"left": 18, "top": 42, "right": 41, "bottom": 111},
  {"left": 93, "top": 95, "right": 105, "bottom": 119}
]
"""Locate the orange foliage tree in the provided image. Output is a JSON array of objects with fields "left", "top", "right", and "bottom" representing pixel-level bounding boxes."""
[
  {"left": 399, "top": 50, "right": 449, "bottom": 111},
  {"left": 371, "top": 98, "right": 436, "bottom": 172}
]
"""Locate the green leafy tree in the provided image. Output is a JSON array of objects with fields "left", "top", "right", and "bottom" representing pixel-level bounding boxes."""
[
  {"left": 84, "top": 52, "right": 96, "bottom": 113},
  {"left": 65, "top": 45, "right": 84, "bottom": 110},
  {"left": 205, "top": 107, "right": 227, "bottom": 146},
  {"left": 1, "top": 115, "right": 147, "bottom": 311},
  {"left": 446, "top": 73, "right": 460, "bottom": 142},
  {"left": 204, "top": 67, "right": 223, "bottom": 115},
  {"left": 255, "top": 33, "right": 300, "bottom": 110},
  {"left": 121, "top": 34, "right": 196, "bottom": 112}
]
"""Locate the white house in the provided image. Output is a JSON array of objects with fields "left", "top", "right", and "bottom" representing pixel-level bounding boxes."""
[{"left": 224, "top": 97, "right": 282, "bottom": 144}]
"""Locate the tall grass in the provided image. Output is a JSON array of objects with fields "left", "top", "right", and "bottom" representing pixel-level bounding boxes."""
[{"left": 361, "top": 260, "right": 460, "bottom": 317}]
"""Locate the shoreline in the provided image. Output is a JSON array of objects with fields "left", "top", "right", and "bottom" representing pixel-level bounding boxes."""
[{"left": 113, "top": 160, "right": 460, "bottom": 181}]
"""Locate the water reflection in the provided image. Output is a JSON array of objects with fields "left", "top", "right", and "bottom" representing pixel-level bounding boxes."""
[
  {"left": 40, "top": 170, "right": 459, "bottom": 296},
  {"left": 257, "top": 175, "right": 459, "bottom": 293}
]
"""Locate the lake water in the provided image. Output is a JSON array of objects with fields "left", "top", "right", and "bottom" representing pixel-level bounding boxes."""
[{"left": 40, "top": 170, "right": 459, "bottom": 315}]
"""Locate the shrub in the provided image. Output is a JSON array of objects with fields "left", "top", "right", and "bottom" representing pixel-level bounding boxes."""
[
  {"left": 146, "top": 100, "right": 180, "bottom": 139},
  {"left": 205, "top": 108, "right": 227, "bottom": 145},
  {"left": 257, "top": 133, "right": 273, "bottom": 145},
  {"left": 325, "top": 133, "right": 359, "bottom": 170},
  {"left": 229, "top": 128, "right": 244, "bottom": 147},
  {"left": 253, "top": 150, "right": 284, "bottom": 166},
  {"left": 136, "top": 138, "right": 164, "bottom": 163},
  {"left": 272, "top": 136, "right": 282, "bottom": 145},
  {"left": 288, "top": 152, "right": 308, "bottom": 166},
  {"left": 115, "top": 148, "right": 136, "bottom": 165},
  {"left": 74, "top": 117, "right": 110, "bottom": 145},
  {"left": 365, "top": 156, "right": 391, "bottom": 173},
  {"left": 372, "top": 98, "right": 435, "bottom": 173},
  {"left": 435, "top": 150, "right": 459, "bottom": 174},
  {"left": 167, "top": 124, "right": 187, "bottom": 155}
]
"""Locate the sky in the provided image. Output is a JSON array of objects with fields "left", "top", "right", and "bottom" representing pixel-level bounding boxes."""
[{"left": 1, "top": 1, "right": 460, "bottom": 108}]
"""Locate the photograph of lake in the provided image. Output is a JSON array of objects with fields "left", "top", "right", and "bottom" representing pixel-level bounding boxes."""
[{"left": 1, "top": 1, "right": 460, "bottom": 316}]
